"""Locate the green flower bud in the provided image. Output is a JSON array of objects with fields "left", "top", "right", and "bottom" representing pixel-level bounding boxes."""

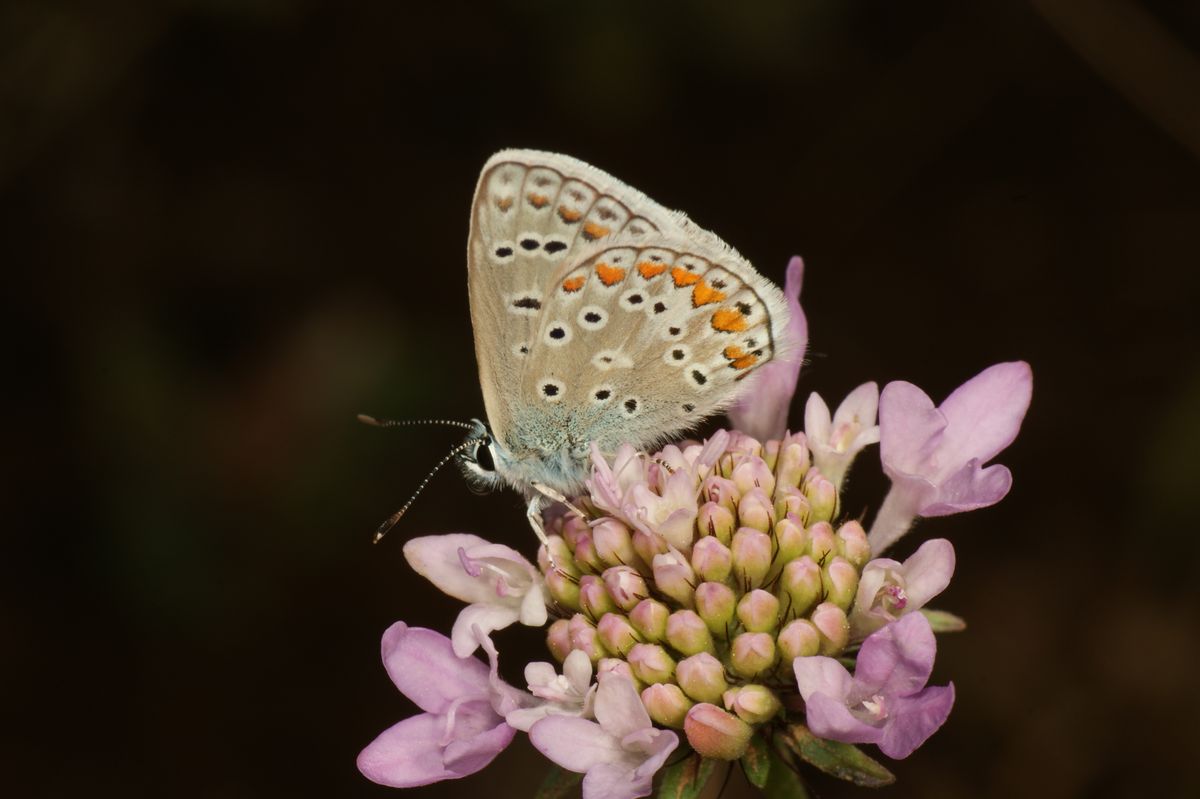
[
  {"left": 666, "top": 609, "right": 714, "bottom": 656},
  {"left": 804, "top": 470, "right": 837, "bottom": 522},
  {"left": 602, "top": 565, "right": 648, "bottom": 612},
  {"left": 723, "top": 684, "right": 782, "bottom": 725},
  {"left": 774, "top": 441, "right": 812, "bottom": 489},
  {"left": 573, "top": 533, "right": 602, "bottom": 573},
  {"left": 592, "top": 518, "right": 636, "bottom": 569},
  {"left": 701, "top": 475, "right": 740, "bottom": 515},
  {"left": 676, "top": 652, "right": 729, "bottom": 704},
  {"left": 642, "top": 683, "right": 694, "bottom": 729},
  {"left": 538, "top": 535, "right": 579, "bottom": 577},
  {"left": 811, "top": 602, "right": 850, "bottom": 656},
  {"left": 730, "top": 632, "right": 777, "bottom": 678},
  {"left": 697, "top": 501, "right": 735, "bottom": 545},
  {"left": 691, "top": 535, "right": 733, "bottom": 582},
  {"left": 806, "top": 521, "right": 836, "bottom": 565},
  {"left": 822, "top": 556, "right": 859, "bottom": 611},
  {"left": 568, "top": 613, "right": 608, "bottom": 662},
  {"left": 561, "top": 515, "right": 591, "bottom": 549},
  {"left": 628, "top": 598, "right": 669, "bottom": 642},
  {"left": 776, "top": 618, "right": 820, "bottom": 665},
  {"left": 773, "top": 486, "right": 811, "bottom": 526},
  {"left": 731, "top": 457, "right": 776, "bottom": 498},
  {"left": 731, "top": 527, "right": 772, "bottom": 588},
  {"left": 578, "top": 575, "right": 617, "bottom": 620},
  {"left": 632, "top": 529, "right": 668, "bottom": 568},
  {"left": 835, "top": 520, "right": 871, "bottom": 569},
  {"left": 778, "top": 555, "right": 821, "bottom": 619},
  {"left": 597, "top": 612, "right": 640, "bottom": 656},
  {"left": 545, "top": 569, "right": 582, "bottom": 611},
  {"left": 694, "top": 582, "right": 737, "bottom": 636},
  {"left": 546, "top": 618, "right": 572, "bottom": 662},
  {"left": 684, "top": 703, "right": 753, "bottom": 760},
  {"left": 771, "top": 516, "right": 809, "bottom": 577},
  {"left": 627, "top": 643, "right": 676, "bottom": 685},
  {"left": 652, "top": 550, "right": 696, "bottom": 608},
  {"left": 737, "top": 488, "right": 775, "bottom": 534},
  {"left": 736, "top": 589, "right": 780, "bottom": 633}
]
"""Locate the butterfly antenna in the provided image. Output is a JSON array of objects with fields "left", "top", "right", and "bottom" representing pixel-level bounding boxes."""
[
  {"left": 357, "top": 414, "right": 475, "bottom": 431},
  {"left": 371, "top": 438, "right": 480, "bottom": 544}
]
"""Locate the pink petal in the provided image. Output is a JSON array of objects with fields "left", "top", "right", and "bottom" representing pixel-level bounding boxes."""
[
  {"left": 530, "top": 715, "right": 631, "bottom": 773},
  {"left": 853, "top": 613, "right": 936, "bottom": 699},
  {"left": 728, "top": 257, "right": 807, "bottom": 441},
  {"left": 582, "top": 762, "right": 653, "bottom": 799},
  {"left": 380, "top": 623, "right": 489, "bottom": 714},
  {"left": 936, "top": 361, "right": 1032, "bottom": 471},
  {"left": 878, "top": 381, "right": 947, "bottom": 479},
  {"left": 792, "top": 655, "right": 854, "bottom": 703},
  {"left": 919, "top": 462, "right": 1012, "bottom": 516},
  {"left": 403, "top": 534, "right": 507, "bottom": 605},
  {"left": 451, "top": 603, "right": 521, "bottom": 658},
  {"left": 804, "top": 391, "right": 832, "bottom": 444},
  {"left": 441, "top": 716, "right": 517, "bottom": 776},
  {"left": 357, "top": 713, "right": 454, "bottom": 787},
  {"left": 898, "top": 539, "right": 955, "bottom": 609},
  {"left": 833, "top": 382, "right": 880, "bottom": 433},
  {"left": 877, "top": 683, "right": 955, "bottom": 759},
  {"left": 803, "top": 692, "right": 884, "bottom": 746},
  {"left": 594, "top": 673, "right": 652, "bottom": 740}
]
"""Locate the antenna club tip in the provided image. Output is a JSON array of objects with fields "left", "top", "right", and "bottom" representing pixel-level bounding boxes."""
[
  {"left": 372, "top": 532, "right": 385, "bottom": 544},
  {"left": 357, "top": 413, "right": 379, "bottom": 425}
]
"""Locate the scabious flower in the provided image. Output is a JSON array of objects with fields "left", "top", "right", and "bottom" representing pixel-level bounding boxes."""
[
  {"left": 504, "top": 649, "right": 597, "bottom": 731},
  {"left": 849, "top": 538, "right": 956, "bottom": 640},
  {"left": 403, "top": 533, "right": 548, "bottom": 657},
  {"left": 869, "top": 361, "right": 1033, "bottom": 553},
  {"left": 793, "top": 612, "right": 955, "bottom": 759},
  {"left": 357, "top": 623, "right": 519, "bottom": 788}
]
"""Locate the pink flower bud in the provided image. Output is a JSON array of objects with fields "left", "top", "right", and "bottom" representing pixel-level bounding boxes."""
[
  {"left": 627, "top": 643, "right": 676, "bottom": 685},
  {"left": 806, "top": 521, "right": 836, "bottom": 565},
  {"left": 811, "top": 602, "right": 850, "bottom": 655},
  {"left": 731, "top": 457, "right": 776, "bottom": 498},
  {"left": 822, "top": 556, "right": 860, "bottom": 610},
  {"left": 597, "top": 657, "right": 640, "bottom": 688},
  {"left": 836, "top": 519, "right": 871, "bottom": 569},
  {"left": 628, "top": 598, "right": 669, "bottom": 642},
  {"left": 763, "top": 439, "right": 781, "bottom": 471},
  {"left": 774, "top": 440, "right": 811, "bottom": 489},
  {"left": 730, "top": 632, "right": 777, "bottom": 678},
  {"left": 776, "top": 618, "right": 820, "bottom": 664},
  {"left": 697, "top": 501, "right": 735, "bottom": 545},
  {"left": 804, "top": 469, "right": 838, "bottom": 522},
  {"left": 568, "top": 613, "right": 608, "bottom": 662},
  {"left": 573, "top": 532, "right": 602, "bottom": 573},
  {"left": 737, "top": 488, "right": 775, "bottom": 533},
  {"left": 665, "top": 609, "right": 714, "bottom": 656},
  {"left": 779, "top": 555, "right": 821, "bottom": 619},
  {"left": 632, "top": 528, "right": 669, "bottom": 567},
  {"left": 771, "top": 516, "right": 809, "bottom": 573},
  {"left": 736, "top": 589, "right": 780, "bottom": 633},
  {"left": 641, "top": 683, "right": 694, "bottom": 728},
  {"left": 578, "top": 574, "right": 616, "bottom": 620},
  {"left": 546, "top": 618, "right": 572, "bottom": 662},
  {"left": 731, "top": 527, "right": 772, "bottom": 588},
  {"left": 690, "top": 536, "right": 733, "bottom": 582},
  {"left": 592, "top": 518, "right": 636, "bottom": 568},
  {"left": 596, "top": 612, "right": 640, "bottom": 656},
  {"left": 694, "top": 581, "right": 737, "bottom": 635},
  {"left": 723, "top": 684, "right": 783, "bottom": 724},
  {"left": 676, "top": 652, "right": 728, "bottom": 704},
  {"left": 538, "top": 535, "right": 579, "bottom": 576},
  {"left": 701, "top": 475, "right": 741, "bottom": 513},
  {"left": 773, "top": 486, "right": 810, "bottom": 525},
  {"left": 652, "top": 549, "right": 696, "bottom": 607},
  {"left": 684, "top": 703, "right": 754, "bottom": 760},
  {"left": 602, "top": 565, "right": 648, "bottom": 612},
  {"left": 545, "top": 569, "right": 582, "bottom": 611},
  {"left": 561, "top": 515, "right": 590, "bottom": 549}
]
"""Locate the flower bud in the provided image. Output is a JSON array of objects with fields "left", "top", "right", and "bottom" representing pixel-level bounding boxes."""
[
  {"left": 776, "top": 618, "right": 820, "bottom": 664},
  {"left": 561, "top": 515, "right": 590, "bottom": 549},
  {"left": 592, "top": 518, "right": 637, "bottom": 568},
  {"left": 697, "top": 501, "right": 735, "bottom": 545},
  {"left": 778, "top": 555, "right": 821, "bottom": 619},
  {"left": 806, "top": 521, "right": 836, "bottom": 565},
  {"left": 628, "top": 598, "right": 669, "bottom": 642},
  {"left": 731, "top": 528, "right": 772, "bottom": 588},
  {"left": 773, "top": 486, "right": 810, "bottom": 525},
  {"left": 763, "top": 439, "right": 781, "bottom": 471},
  {"left": 642, "top": 683, "right": 694, "bottom": 728},
  {"left": 627, "top": 643, "right": 676, "bottom": 685},
  {"left": 774, "top": 440, "right": 811, "bottom": 489},
  {"left": 598, "top": 657, "right": 644, "bottom": 692},
  {"left": 701, "top": 475, "right": 741, "bottom": 514},
  {"left": 684, "top": 703, "right": 753, "bottom": 760},
  {"left": 771, "top": 516, "right": 809, "bottom": 573},
  {"left": 822, "top": 556, "right": 859, "bottom": 611},
  {"left": 835, "top": 520, "right": 871, "bottom": 569},
  {"left": 666, "top": 610, "right": 714, "bottom": 656},
  {"left": 730, "top": 632, "right": 776, "bottom": 678},
  {"left": 731, "top": 457, "right": 776, "bottom": 498},
  {"left": 545, "top": 566, "right": 581, "bottom": 611},
  {"left": 602, "top": 566, "right": 647, "bottom": 612},
  {"left": 694, "top": 581, "right": 737, "bottom": 635},
  {"left": 579, "top": 575, "right": 617, "bottom": 619},
  {"left": 690, "top": 536, "right": 733, "bottom": 582},
  {"left": 573, "top": 532, "right": 602, "bottom": 573},
  {"left": 811, "top": 602, "right": 850, "bottom": 655},
  {"left": 546, "top": 618, "right": 572, "bottom": 662},
  {"left": 652, "top": 549, "right": 696, "bottom": 607},
  {"left": 723, "top": 684, "right": 782, "bottom": 725},
  {"left": 538, "top": 535, "right": 579, "bottom": 576},
  {"left": 737, "top": 488, "right": 775, "bottom": 534},
  {"left": 804, "top": 470, "right": 837, "bottom": 522},
  {"left": 633, "top": 528, "right": 668, "bottom": 567},
  {"left": 736, "top": 589, "right": 780, "bottom": 633},
  {"left": 596, "top": 612, "right": 640, "bottom": 656},
  {"left": 568, "top": 613, "right": 608, "bottom": 661},
  {"left": 675, "top": 652, "right": 728, "bottom": 703}
]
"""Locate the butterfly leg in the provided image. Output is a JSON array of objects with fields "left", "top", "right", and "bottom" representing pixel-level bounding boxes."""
[
  {"left": 525, "top": 493, "right": 559, "bottom": 570},
  {"left": 530, "top": 482, "right": 587, "bottom": 520}
]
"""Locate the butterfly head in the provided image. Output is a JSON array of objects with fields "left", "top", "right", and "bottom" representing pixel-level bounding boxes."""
[{"left": 457, "top": 418, "right": 503, "bottom": 494}]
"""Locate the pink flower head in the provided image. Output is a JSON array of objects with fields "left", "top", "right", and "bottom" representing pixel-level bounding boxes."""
[
  {"left": 504, "top": 649, "right": 598, "bottom": 732},
  {"left": 357, "top": 623, "right": 518, "bottom": 788},
  {"left": 793, "top": 613, "right": 954, "bottom": 760},
  {"left": 849, "top": 538, "right": 956, "bottom": 640},
  {"left": 530, "top": 672, "right": 679, "bottom": 799},
  {"left": 869, "top": 361, "right": 1033, "bottom": 553},
  {"left": 728, "top": 256, "right": 808, "bottom": 441},
  {"left": 403, "top": 534, "right": 548, "bottom": 657}
]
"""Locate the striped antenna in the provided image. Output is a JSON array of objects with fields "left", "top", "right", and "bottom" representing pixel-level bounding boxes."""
[
  {"left": 370, "top": 438, "right": 481, "bottom": 544},
  {"left": 357, "top": 414, "right": 475, "bottom": 431}
]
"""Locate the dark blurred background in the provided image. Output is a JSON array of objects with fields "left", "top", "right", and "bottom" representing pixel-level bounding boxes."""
[{"left": 4, "top": 0, "right": 1199, "bottom": 796}]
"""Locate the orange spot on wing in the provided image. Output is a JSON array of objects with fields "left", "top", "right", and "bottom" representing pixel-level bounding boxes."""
[
  {"left": 562, "top": 275, "right": 586, "bottom": 293},
  {"left": 527, "top": 193, "right": 550, "bottom": 208},
  {"left": 692, "top": 281, "right": 726, "bottom": 307},
  {"left": 671, "top": 266, "right": 702, "bottom": 287},
  {"left": 637, "top": 261, "right": 668, "bottom": 279},
  {"left": 711, "top": 309, "right": 748, "bottom": 332},
  {"left": 723, "top": 345, "right": 746, "bottom": 360},
  {"left": 496, "top": 197, "right": 513, "bottom": 211},
  {"left": 582, "top": 222, "right": 611, "bottom": 241},
  {"left": 595, "top": 263, "right": 627, "bottom": 287},
  {"left": 732, "top": 354, "right": 759, "bottom": 369},
  {"left": 558, "top": 206, "right": 583, "bottom": 223}
]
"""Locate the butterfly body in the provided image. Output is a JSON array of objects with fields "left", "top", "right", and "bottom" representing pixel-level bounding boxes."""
[{"left": 459, "top": 150, "right": 792, "bottom": 504}]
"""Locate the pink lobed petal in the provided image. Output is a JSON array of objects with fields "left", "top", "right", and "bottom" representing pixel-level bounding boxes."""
[
  {"left": 530, "top": 715, "right": 632, "bottom": 773},
  {"left": 594, "top": 673, "right": 653, "bottom": 741},
  {"left": 919, "top": 461, "right": 1013, "bottom": 516},
  {"left": 897, "top": 539, "right": 955, "bottom": 609},
  {"left": 403, "top": 534, "right": 507, "bottom": 605},
  {"left": 803, "top": 692, "right": 884, "bottom": 746},
  {"left": 451, "top": 603, "right": 521, "bottom": 658},
  {"left": 853, "top": 613, "right": 937, "bottom": 699},
  {"left": 935, "top": 361, "right": 1032, "bottom": 473},
  {"left": 792, "top": 655, "right": 854, "bottom": 703},
  {"left": 582, "top": 761, "right": 654, "bottom": 799},
  {"left": 441, "top": 715, "right": 517, "bottom": 777},
  {"left": 380, "top": 623, "right": 489, "bottom": 714},
  {"left": 877, "top": 683, "right": 955, "bottom": 759},
  {"left": 357, "top": 713, "right": 455, "bottom": 787},
  {"left": 878, "top": 382, "right": 947, "bottom": 480}
]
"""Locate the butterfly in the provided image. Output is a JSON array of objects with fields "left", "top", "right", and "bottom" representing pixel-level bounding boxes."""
[{"left": 449, "top": 149, "right": 793, "bottom": 542}]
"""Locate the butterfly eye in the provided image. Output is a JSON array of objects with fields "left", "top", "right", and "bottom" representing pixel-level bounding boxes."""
[{"left": 474, "top": 440, "right": 496, "bottom": 472}]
